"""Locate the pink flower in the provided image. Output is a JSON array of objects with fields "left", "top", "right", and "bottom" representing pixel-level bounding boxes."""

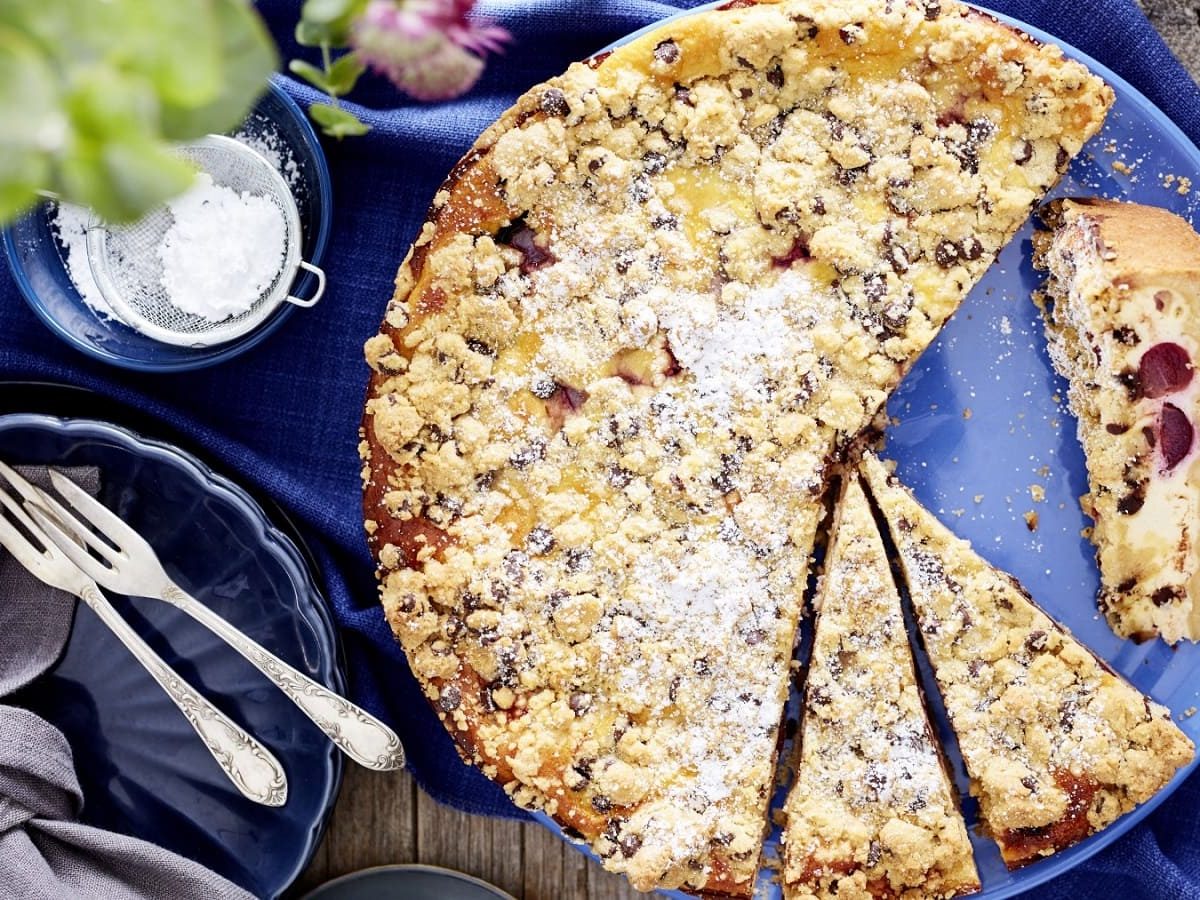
[{"left": 352, "top": 0, "right": 510, "bottom": 101}]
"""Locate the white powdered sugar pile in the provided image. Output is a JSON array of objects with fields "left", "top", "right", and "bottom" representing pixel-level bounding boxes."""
[
  {"left": 53, "top": 203, "right": 115, "bottom": 320},
  {"left": 157, "top": 173, "right": 286, "bottom": 323},
  {"left": 54, "top": 165, "right": 287, "bottom": 327}
]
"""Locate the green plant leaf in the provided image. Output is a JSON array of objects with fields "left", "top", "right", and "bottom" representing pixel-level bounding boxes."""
[
  {"left": 110, "top": 0, "right": 223, "bottom": 109},
  {"left": 58, "top": 67, "right": 196, "bottom": 221},
  {"left": 103, "top": 139, "right": 199, "bottom": 219},
  {"left": 295, "top": 0, "right": 366, "bottom": 47},
  {"left": 325, "top": 51, "right": 366, "bottom": 95},
  {"left": 309, "top": 102, "right": 370, "bottom": 138},
  {"left": 63, "top": 65, "right": 159, "bottom": 138},
  {"left": 302, "top": 0, "right": 360, "bottom": 25},
  {"left": 0, "top": 25, "right": 55, "bottom": 220},
  {"left": 294, "top": 17, "right": 347, "bottom": 48},
  {"left": 289, "top": 58, "right": 333, "bottom": 94},
  {"left": 59, "top": 135, "right": 196, "bottom": 224},
  {"left": 0, "top": 174, "right": 41, "bottom": 224},
  {"left": 0, "top": 0, "right": 77, "bottom": 61},
  {"left": 0, "top": 0, "right": 279, "bottom": 226},
  {"left": 294, "top": 19, "right": 326, "bottom": 48},
  {"left": 160, "top": 0, "right": 276, "bottom": 140}
]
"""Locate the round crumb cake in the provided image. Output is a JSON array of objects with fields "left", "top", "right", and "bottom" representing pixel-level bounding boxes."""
[{"left": 361, "top": 0, "right": 1110, "bottom": 893}]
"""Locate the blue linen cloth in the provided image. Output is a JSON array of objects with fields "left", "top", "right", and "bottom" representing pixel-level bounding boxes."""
[{"left": 1, "top": 0, "right": 1199, "bottom": 895}]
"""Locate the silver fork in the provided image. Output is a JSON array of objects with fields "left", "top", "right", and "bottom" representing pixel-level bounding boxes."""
[
  {"left": 0, "top": 467, "right": 288, "bottom": 806},
  {"left": 20, "top": 465, "right": 405, "bottom": 772}
]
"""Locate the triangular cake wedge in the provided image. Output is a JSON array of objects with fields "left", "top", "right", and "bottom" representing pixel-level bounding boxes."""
[
  {"left": 360, "top": 0, "right": 1111, "bottom": 893},
  {"left": 1034, "top": 198, "right": 1200, "bottom": 643},
  {"left": 782, "top": 477, "right": 979, "bottom": 899},
  {"left": 860, "top": 452, "right": 1194, "bottom": 868}
]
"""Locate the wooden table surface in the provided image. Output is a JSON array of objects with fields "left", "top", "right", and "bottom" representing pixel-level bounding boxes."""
[{"left": 295, "top": 6, "right": 1200, "bottom": 898}]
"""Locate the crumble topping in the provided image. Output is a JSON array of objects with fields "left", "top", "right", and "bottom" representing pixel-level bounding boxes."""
[
  {"left": 861, "top": 452, "right": 1194, "bottom": 868},
  {"left": 782, "top": 477, "right": 979, "bottom": 899},
  {"left": 361, "top": 0, "right": 1111, "bottom": 893}
]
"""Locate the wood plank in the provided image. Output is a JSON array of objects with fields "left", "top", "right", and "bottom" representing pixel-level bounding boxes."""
[
  {"left": 415, "top": 780, "right": 525, "bottom": 898},
  {"left": 490, "top": 815, "right": 527, "bottom": 898},
  {"left": 560, "top": 836, "right": 591, "bottom": 900},
  {"left": 521, "top": 818, "right": 566, "bottom": 900},
  {"left": 292, "top": 765, "right": 417, "bottom": 894},
  {"left": 586, "top": 862, "right": 643, "bottom": 900},
  {"left": 291, "top": 764, "right": 646, "bottom": 899}
]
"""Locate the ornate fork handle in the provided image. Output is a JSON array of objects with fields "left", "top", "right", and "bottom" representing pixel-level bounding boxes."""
[
  {"left": 162, "top": 585, "right": 405, "bottom": 771},
  {"left": 78, "top": 585, "right": 288, "bottom": 806}
]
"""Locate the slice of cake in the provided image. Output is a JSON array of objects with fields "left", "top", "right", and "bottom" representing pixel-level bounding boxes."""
[
  {"left": 782, "top": 476, "right": 979, "bottom": 900},
  {"left": 1034, "top": 198, "right": 1200, "bottom": 643},
  {"left": 361, "top": 0, "right": 1111, "bottom": 892},
  {"left": 860, "top": 452, "right": 1194, "bottom": 868}
]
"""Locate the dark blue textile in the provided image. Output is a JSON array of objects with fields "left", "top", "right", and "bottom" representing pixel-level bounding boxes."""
[{"left": 3, "top": 0, "right": 1199, "bottom": 894}]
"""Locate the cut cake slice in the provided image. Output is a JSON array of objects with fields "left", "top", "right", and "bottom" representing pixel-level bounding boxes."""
[
  {"left": 782, "top": 476, "right": 979, "bottom": 899},
  {"left": 860, "top": 451, "right": 1194, "bottom": 868},
  {"left": 1034, "top": 198, "right": 1200, "bottom": 643}
]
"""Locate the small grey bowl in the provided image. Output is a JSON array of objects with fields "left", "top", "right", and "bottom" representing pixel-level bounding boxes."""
[{"left": 301, "top": 864, "right": 517, "bottom": 900}]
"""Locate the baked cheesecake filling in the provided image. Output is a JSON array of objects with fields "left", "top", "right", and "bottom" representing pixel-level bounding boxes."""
[{"left": 1035, "top": 199, "right": 1200, "bottom": 643}]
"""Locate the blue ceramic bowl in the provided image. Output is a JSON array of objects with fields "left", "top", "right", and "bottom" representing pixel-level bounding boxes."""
[{"left": 1, "top": 77, "right": 332, "bottom": 372}]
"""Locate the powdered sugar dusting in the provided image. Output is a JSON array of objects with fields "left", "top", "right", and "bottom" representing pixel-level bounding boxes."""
[
  {"left": 794, "top": 483, "right": 957, "bottom": 844},
  {"left": 659, "top": 269, "right": 817, "bottom": 421},
  {"left": 233, "top": 118, "right": 302, "bottom": 189}
]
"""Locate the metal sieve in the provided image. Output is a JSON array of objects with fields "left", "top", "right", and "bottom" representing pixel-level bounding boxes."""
[{"left": 84, "top": 135, "right": 325, "bottom": 348}]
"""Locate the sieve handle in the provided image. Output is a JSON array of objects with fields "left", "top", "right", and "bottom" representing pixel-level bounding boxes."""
[{"left": 286, "top": 261, "right": 326, "bottom": 308}]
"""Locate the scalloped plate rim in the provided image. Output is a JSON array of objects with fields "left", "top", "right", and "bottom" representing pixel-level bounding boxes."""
[{"left": 0, "top": 411, "right": 345, "bottom": 899}]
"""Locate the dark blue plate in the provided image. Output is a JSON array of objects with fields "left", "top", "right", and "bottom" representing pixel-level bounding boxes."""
[
  {"left": 4, "top": 413, "right": 343, "bottom": 899},
  {"left": 531, "top": 5, "right": 1200, "bottom": 898},
  {"left": 301, "top": 865, "right": 516, "bottom": 900}
]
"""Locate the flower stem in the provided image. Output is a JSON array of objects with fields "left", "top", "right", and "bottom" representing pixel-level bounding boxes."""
[{"left": 321, "top": 42, "right": 341, "bottom": 108}]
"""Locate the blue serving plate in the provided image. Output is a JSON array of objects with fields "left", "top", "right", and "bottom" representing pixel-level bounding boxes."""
[
  {"left": 1, "top": 77, "right": 332, "bottom": 372},
  {"left": 3, "top": 413, "right": 344, "bottom": 899},
  {"left": 530, "top": 5, "right": 1200, "bottom": 898}
]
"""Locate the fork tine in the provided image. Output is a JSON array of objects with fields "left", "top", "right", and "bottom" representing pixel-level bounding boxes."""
[
  {"left": 0, "top": 463, "right": 89, "bottom": 545},
  {"left": 0, "top": 464, "right": 124, "bottom": 566},
  {"left": 26, "top": 504, "right": 118, "bottom": 583},
  {"left": 0, "top": 477, "right": 50, "bottom": 542},
  {"left": 0, "top": 503, "right": 49, "bottom": 574},
  {"left": 0, "top": 461, "right": 50, "bottom": 507},
  {"left": 0, "top": 491, "right": 76, "bottom": 593},
  {"left": 0, "top": 464, "right": 79, "bottom": 562},
  {"left": 47, "top": 469, "right": 144, "bottom": 554}
]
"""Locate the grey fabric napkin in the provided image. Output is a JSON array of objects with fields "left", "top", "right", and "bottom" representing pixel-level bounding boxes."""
[{"left": 0, "top": 468, "right": 254, "bottom": 900}]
